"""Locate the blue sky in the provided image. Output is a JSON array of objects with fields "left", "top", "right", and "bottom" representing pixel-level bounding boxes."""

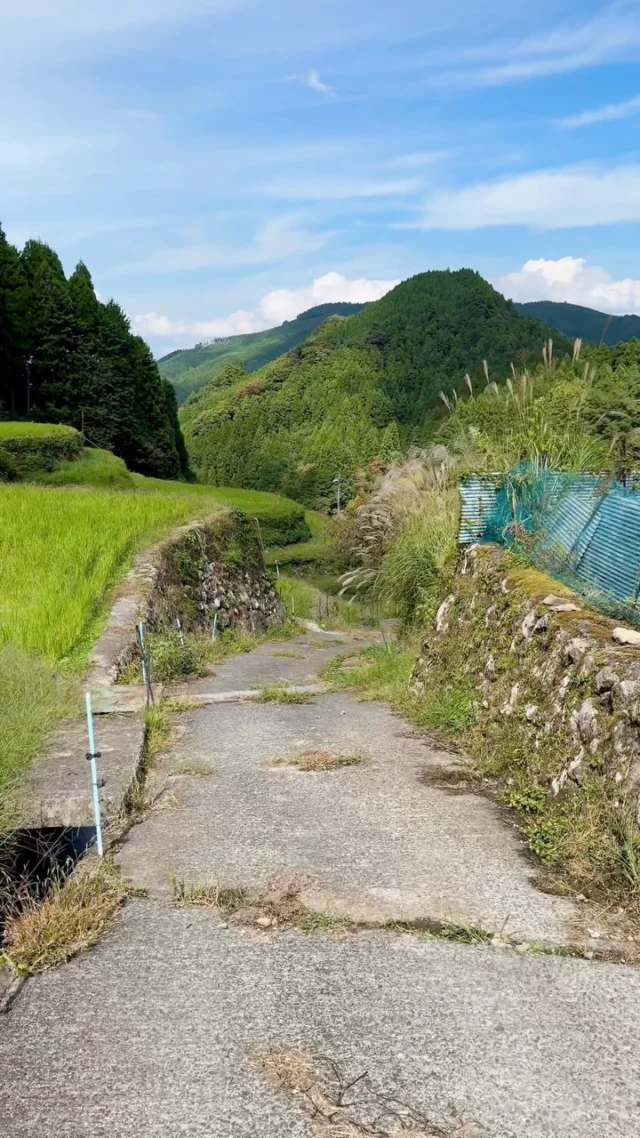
[{"left": 3, "top": 0, "right": 640, "bottom": 354}]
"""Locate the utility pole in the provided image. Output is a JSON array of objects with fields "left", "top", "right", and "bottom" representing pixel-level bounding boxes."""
[
  {"left": 333, "top": 474, "right": 343, "bottom": 515},
  {"left": 26, "top": 356, "right": 32, "bottom": 417}
]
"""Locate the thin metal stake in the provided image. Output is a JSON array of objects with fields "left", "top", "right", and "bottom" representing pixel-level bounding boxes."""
[{"left": 85, "top": 693, "right": 104, "bottom": 857}]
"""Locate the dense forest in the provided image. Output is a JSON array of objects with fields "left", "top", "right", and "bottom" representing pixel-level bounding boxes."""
[
  {"left": 159, "top": 302, "right": 369, "bottom": 405},
  {"left": 0, "top": 225, "right": 188, "bottom": 479},
  {"left": 180, "top": 270, "right": 571, "bottom": 507},
  {"left": 516, "top": 300, "right": 640, "bottom": 348}
]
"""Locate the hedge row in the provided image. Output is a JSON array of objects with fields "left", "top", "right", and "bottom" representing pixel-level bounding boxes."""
[{"left": 0, "top": 428, "right": 83, "bottom": 476}]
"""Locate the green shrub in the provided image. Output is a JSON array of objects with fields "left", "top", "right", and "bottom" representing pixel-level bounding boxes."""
[
  {"left": 0, "top": 450, "right": 19, "bottom": 481},
  {"left": 148, "top": 631, "right": 211, "bottom": 682},
  {"left": 0, "top": 424, "right": 83, "bottom": 475}
]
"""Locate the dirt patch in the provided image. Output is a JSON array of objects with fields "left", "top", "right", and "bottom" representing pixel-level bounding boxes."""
[
  {"left": 271, "top": 750, "right": 368, "bottom": 773},
  {"left": 418, "top": 767, "right": 486, "bottom": 798},
  {"left": 257, "top": 1048, "right": 486, "bottom": 1136},
  {"left": 171, "top": 870, "right": 343, "bottom": 933}
]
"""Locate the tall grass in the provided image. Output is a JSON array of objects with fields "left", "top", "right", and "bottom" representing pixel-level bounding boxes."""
[
  {"left": 35, "top": 448, "right": 134, "bottom": 490},
  {"left": 0, "top": 483, "right": 227, "bottom": 662},
  {"left": 0, "top": 647, "right": 77, "bottom": 822}
]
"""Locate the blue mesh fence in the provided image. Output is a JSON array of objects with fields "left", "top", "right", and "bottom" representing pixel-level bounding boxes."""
[{"left": 460, "top": 465, "right": 640, "bottom": 625}]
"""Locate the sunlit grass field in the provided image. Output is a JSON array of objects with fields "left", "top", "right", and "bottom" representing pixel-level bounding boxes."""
[
  {"left": 0, "top": 483, "right": 228, "bottom": 662},
  {"left": 0, "top": 475, "right": 309, "bottom": 811}
]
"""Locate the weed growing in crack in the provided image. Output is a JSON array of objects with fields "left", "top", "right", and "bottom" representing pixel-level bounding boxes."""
[
  {"left": 257, "top": 1048, "right": 451, "bottom": 1136},
  {"left": 256, "top": 684, "right": 315, "bottom": 704},
  {"left": 1, "top": 860, "right": 128, "bottom": 975},
  {"left": 271, "top": 750, "right": 368, "bottom": 772},
  {"left": 171, "top": 761, "right": 212, "bottom": 778}
]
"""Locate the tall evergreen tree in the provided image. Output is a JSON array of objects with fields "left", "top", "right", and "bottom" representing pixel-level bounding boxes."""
[
  {"left": 0, "top": 226, "right": 30, "bottom": 415},
  {"left": 20, "top": 239, "right": 65, "bottom": 287},
  {"left": 0, "top": 224, "right": 198, "bottom": 479},
  {"left": 29, "top": 263, "right": 77, "bottom": 419}
]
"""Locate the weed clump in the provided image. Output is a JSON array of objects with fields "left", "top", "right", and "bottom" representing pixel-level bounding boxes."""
[{"left": 1, "top": 861, "right": 128, "bottom": 975}]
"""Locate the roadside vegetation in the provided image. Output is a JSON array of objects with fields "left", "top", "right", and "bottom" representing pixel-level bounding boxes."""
[
  {"left": 0, "top": 464, "right": 309, "bottom": 811},
  {"left": 1, "top": 859, "right": 128, "bottom": 975}
]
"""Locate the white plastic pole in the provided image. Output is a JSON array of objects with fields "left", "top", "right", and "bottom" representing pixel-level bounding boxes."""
[
  {"left": 85, "top": 692, "right": 104, "bottom": 857},
  {"left": 211, "top": 611, "right": 218, "bottom": 642}
]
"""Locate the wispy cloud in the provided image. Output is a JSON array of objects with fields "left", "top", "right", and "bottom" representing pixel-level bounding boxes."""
[
  {"left": 558, "top": 94, "right": 640, "bottom": 129},
  {"left": 129, "top": 216, "right": 332, "bottom": 274},
  {"left": 418, "top": 163, "right": 640, "bottom": 230},
  {"left": 500, "top": 256, "right": 640, "bottom": 314},
  {"left": 306, "top": 70, "right": 336, "bottom": 98},
  {"left": 265, "top": 176, "right": 420, "bottom": 201},
  {"left": 438, "top": 1, "right": 640, "bottom": 87},
  {"left": 133, "top": 270, "right": 399, "bottom": 346},
  {"left": 390, "top": 150, "right": 450, "bottom": 168}
]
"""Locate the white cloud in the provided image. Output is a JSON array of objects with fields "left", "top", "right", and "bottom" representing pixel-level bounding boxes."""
[
  {"left": 132, "top": 309, "right": 259, "bottom": 339},
  {"left": 306, "top": 70, "right": 336, "bottom": 98},
  {"left": 500, "top": 257, "right": 640, "bottom": 314},
  {"left": 133, "top": 270, "right": 399, "bottom": 345},
  {"left": 558, "top": 94, "right": 640, "bottom": 129},
  {"left": 419, "top": 163, "right": 640, "bottom": 229},
  {"left": 259, "top": 271, "right": 399, "bottom": 323}
]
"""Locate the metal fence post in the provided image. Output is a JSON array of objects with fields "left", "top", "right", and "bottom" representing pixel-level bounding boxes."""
[{"left": 85, "top": 693, "right": 104, "bottom": 857}]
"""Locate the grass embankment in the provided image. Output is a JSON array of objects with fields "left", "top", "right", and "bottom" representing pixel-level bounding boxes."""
[
  {"left": 323, "top": 642, "right": 476, "bottom": 734},
  {"left": 0, "top": 475, "right": 309, "bottom": 816},
  {"left": 0, "top": 423, "right": 77, "bottom": 439}
]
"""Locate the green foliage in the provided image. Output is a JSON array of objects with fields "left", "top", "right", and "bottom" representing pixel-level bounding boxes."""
[
  {"left": 0, "top": 423, "right": 83, "bottom": 474},
  {"left": 374, "top": 495, "right": 458, "bottom": 619},
  {"left": 129, "top": 475, "right": 310, "bottom": 546},
  {"left": 160, "top": 303, "right": 369, "bottom": 405},
  {"left": 34, "top": 448, "right": 135, "bottom": 489},
  {"left": 180, "top": 270, "right": 568, "bottom": 507},
  {"left": 148, "top": 630, "right": 211, "bottom": 682},
  {"left": 0, "top": 226, "right": 189, "bottom": 480},
  {"left": 439, "top": 355, "right": 615, "bottom": 473},
  {"left": 516, "top": 300, "right": 640, "bottom": 347}
]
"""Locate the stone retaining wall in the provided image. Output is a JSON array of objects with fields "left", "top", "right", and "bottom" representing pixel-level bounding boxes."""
[{"left": 411, "top": 545, "right": 640, "bottom": 817}]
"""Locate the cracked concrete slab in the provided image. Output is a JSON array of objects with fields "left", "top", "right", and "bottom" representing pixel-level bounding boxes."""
[
  {"left": 2, "top": 900, "right": 639, "bottom": 1138},
  {"left": 120, "top": 691, "right": 575, "bottom": 945},
  {"left": 5, "top": 627, "right": 634, "bottom": 1138}
]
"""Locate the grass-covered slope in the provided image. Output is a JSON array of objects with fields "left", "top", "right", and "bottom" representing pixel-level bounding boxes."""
[
  {"left": 159, "top": 303, "right": 369, "bottom": 405},
  {"left": 181, "top": 270, "right": 571, "bottom": 506},
  {"left": 515, "top": 301, "right": 640, "bottom": 347}
]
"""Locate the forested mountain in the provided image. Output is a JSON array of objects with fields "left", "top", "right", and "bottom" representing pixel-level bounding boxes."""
[
  {"left": 515, "top": 301, "right": 640, "bottom": 347},
  {"left": 159, "top": 302, "right": 369, "bottom": 405},
  {"left": 181, "top": 269, "right": 570, "bottom": 507},
  {"left": 0, "top": 225, "right": 188, "bottom": 479}
]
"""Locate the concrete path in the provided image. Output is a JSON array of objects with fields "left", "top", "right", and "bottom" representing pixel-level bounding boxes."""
[{"left": 2, "top": 631, "right": 640, "bottom": 1138}]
